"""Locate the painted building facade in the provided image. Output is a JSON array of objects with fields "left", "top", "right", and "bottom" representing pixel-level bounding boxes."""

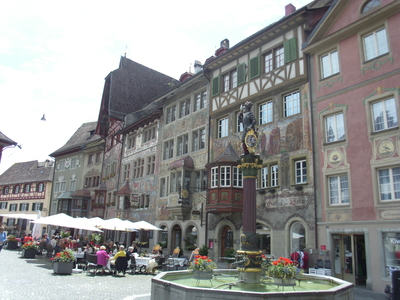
[
  {"left": 304, "top": 0, "right": 400, "bottom": 292},
  {"left": 203, "top": 2, "right": 331, "bottom": 263}
]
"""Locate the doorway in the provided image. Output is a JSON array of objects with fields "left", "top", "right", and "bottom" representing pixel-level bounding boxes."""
[
  {"left": 221, "top": 226, "right": 233, "bottom": 258},
  {"left": 333, "top": 234, "right": 366, "bottom": 285}
]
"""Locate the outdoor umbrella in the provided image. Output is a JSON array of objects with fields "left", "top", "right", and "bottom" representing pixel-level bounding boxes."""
[
  {"left": 0, "top": 213, "right": 39, "bottom": 220},
  {"left": 98, "top": 218, "right": 138, "bottom": 231},
  {"left": 31, "top": 211, "right": 42, "bottom": 240},
  {"left": 130, "top": 220, "right": 163, "bottom": 231},
  {"left": 31, "top": 213, "right": 102, "bottom": 232}
]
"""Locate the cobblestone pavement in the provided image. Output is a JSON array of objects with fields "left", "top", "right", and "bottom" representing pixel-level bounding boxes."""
[
  {"left": 1, "top": 248, "right": 388, "bottom": 300},
  {"left": 0, "top": 249, "right": 151, "bottom": 300}
]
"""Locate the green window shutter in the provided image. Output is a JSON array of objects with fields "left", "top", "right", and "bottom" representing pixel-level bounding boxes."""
[
  {"left": 284, "top": 37, "right": 297, "bottom": 63},
  {"left": 237, "top": 63, "right": 246, "bottom": 85},
  {"left": 249, "top": 56, "right": 260, "bottom": 79},
  {"left": 212, "top": 76, "right": 220, "bottom": 97}
]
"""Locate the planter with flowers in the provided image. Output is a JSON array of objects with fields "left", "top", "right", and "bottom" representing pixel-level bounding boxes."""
[
  {"left": 264, "top": 257, "right": 301, "bottom": 286},
  {"left": 51, "top": 249, "right": 75, "bottom": 274},
  {"left": 6, "top": 235, "right": 18, "bottom": 250},
  {"left": 188, "top": 255, "right": 217, "bottom": 280},
  {"left": 21, "top": 241, "right": 39, "bottom": 258}
]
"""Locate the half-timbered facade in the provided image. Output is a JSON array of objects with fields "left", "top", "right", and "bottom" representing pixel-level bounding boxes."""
[
  {"left": 0, "top": 160, "right": 53, "bottom": 234},
  {"left": 203, "top": 2, "right": 331, "bottom": 262}
]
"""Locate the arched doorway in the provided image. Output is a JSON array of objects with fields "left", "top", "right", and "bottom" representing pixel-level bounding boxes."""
[
  {"left": 221, "top": 226, "right": 234, "bottom": 258},
  {"left": 290, "top": 222, "right": 306, "bottom": 253},
  {"left": 172, "top": 224, "right": 182, "bottom": 250}
]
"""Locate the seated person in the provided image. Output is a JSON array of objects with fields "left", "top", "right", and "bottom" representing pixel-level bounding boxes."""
[
  {"left": 110, "top": 245, "right": 128, "bottom": 275},
  {"left": 96, "top": 245, "right": 111, "bottom": 275},
  {"left": 23, "top": 234, "right": 33, "bottom": 243}
]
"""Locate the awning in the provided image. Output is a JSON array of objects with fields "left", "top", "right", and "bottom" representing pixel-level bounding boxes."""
[
  {"left": 169, "top": 156, "right": 194, "bottom": 170},
  {"left": 117, "top": 181, "right": 132, "bottom": 195},
  {"left": 57, "top": 191, "right": 74, "bottom": 199}
]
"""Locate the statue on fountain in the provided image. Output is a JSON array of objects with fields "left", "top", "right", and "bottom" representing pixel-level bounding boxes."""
[{"left": 238, "top": 101, "right": 258, "bottom": 155}]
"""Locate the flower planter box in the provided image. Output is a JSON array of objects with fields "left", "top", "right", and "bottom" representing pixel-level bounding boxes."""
[
  {"left": 22, "top": 248, "right": 37, "bottom": 258},
  {"left": 272, "top": 277, "right": 296, "bottom": 287},
  {"left": 7, "top": 241, "right": 18, "bottom": 250},
  {"left": 53, "top": 262, "right": 74, "bottom": 275},
  {"left": 192, "top": 270, "right": 213, "bottom": 280}
]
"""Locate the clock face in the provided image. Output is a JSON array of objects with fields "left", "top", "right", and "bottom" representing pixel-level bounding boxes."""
[
  {"left": 378, "top": 139, "right": 395, "bottom": 157},
  {"left": 181, "top": 189, "right": 189, "bottom": 199}
]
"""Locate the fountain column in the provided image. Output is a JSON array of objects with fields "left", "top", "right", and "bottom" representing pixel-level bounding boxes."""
[{"left": 236, "top": 101, "right": 263, "bottom": 286}]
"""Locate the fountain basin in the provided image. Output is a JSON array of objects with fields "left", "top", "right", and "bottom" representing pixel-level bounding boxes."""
[{"left": 151, "top": 269, "right": 353, "bottom": 300}]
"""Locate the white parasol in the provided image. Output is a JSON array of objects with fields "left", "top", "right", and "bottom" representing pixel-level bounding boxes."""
[
  {"left": 31, "top": 213, "right": 102, "bottom": 232},
  {"left": 130, "top": 220, "right": 163, "bottom": 231},
  {"left": 31, "top": 211, "right": 42, "bottom": 240}
]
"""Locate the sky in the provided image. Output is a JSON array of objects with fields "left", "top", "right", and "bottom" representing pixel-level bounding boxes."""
[{"left": 0, "top": 0, "right": 312, "bottom": 175}]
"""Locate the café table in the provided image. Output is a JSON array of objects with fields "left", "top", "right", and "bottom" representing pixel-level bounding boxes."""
[
  {"left": 165, "top": 257, "right": 188, "bottom": 270},
  {"left": 135, "top": 257, "right": 157, "bottom": 273}
]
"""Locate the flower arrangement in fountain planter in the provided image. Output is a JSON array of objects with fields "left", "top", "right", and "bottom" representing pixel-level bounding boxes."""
[
  {"left": 265, "top": 257, "right": 300, "bottom": 279},
  {"left": 188, "top": 255, "right": 217, "bottom": 272},
  {"left": 50, "top": 249, "right": 75, "bottom": 263},
  {"left": 21, "top": 241, "right": 39, "bottom": 250}
]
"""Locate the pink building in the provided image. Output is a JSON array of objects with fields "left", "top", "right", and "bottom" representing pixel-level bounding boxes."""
[{"left": 304, "top": 0, "right": 400, "bottom": 292}]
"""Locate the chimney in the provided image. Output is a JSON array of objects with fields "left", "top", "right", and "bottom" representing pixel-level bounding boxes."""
[
  {"left": 285, "top": 3, "right": 296, "bottom": 16},
  {"left": 221, "top": 39, "right": 229, "bottom": 49},
  {"left": 194, "top": 60, "right": 203, "bottom": 74},
  {"left": 215, "top": 39, "right": 230, "bottom": 57}
]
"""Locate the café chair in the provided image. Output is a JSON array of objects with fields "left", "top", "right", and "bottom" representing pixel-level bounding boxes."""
[{"left": 86, "top": 254, "right": 100, "bottom": 275}]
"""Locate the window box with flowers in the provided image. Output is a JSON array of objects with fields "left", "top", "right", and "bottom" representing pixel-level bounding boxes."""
[
  {"left": 188, "top": 255, "right": 217, "bottom": 280},
  {"left": 51, "top": 249, "right": 75, "bottom": 274},
  {"left": 263, "top": 257, "right": 301, "bottom": 286},
  {"left": 21, "top": 241, "right": 39, "bottom": 258}
]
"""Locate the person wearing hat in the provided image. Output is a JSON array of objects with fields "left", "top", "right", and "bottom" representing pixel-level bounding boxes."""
[{"left": 96, "top": 245, "right": 111, "bottom": 275}]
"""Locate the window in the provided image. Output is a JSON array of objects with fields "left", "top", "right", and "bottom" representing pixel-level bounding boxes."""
[
  {"left": 32, "top": 202, "right": 43, "bottom": 211},
  {"left": 37, "top": 183, "right": 44, "bottom": 192},
  {"left": 275, "top": 46, "right": 284, "bottom": 68},
  {"left": 143, "top": 127, "right": 156, "bottom": 143},
  {"left": 264, "top": 52, "right": 273, "bottom": 73},
  {"left": 13, "top": 186, "right": 20, "bottom": 194},
  {"left": 20, "top": 203, "right": 29, "bottom": 211},
  {"left": 195, "top": 170, "right": 208, "bottom": 191},
  {"left": 261, "top": 167, "right": 268, "bottom": 188},
  {"left": 194, "top": 90, "right": 207, "bottom": 111},
  {"left": 166, "top": 105, "right": 176, "bottom": 124},
  {"left": 295, "top": 160, "right": 307, "bottom": 184},
  {"left": 321, "top": 50, "right": 340, "bottom": 78},
  {"left": 218, "top": 117, "right": 229, "bottom": 138},
  {"left": 177, "top": 134, "right": 189, "bottom": 156},
  {"left": 259, "top": 101, "right": 273, "bottom": 125},
  {"left": 71, "top": 157, "right": 77, "bottom": 169},
  {"left": 147, "top": 155, "right": 155, "bottom": 175},
  {"left": 283, "top": 91, "right": 300, "bottom": 117},
  {"left": 123, "top": 163, "right": 131, "bottom": 181},
  {"left": 2, "top": 186, "right": 9, "bottom": 195},
  {"left": 271, "top": 165, "right": 279, "bottom": 187},
  {"left": 382, "top": 231, "right": 400, "bottom": 278},
  {"left": 59, "top": 160, "right": 65, "bottom": 171},
  {"left": 236, "top": 112, "right": 244, "bottom": 132},
  {"left": 0, "top": 202, "right": 7, "bottom": 209},
  {"left": 260, "top": 165, "right": 279, "bottom": 188},
  {"left": 9, "top": 203, "right": 17, "bottom": 212},
  {"left": 70, "top": 179, "right": 76, "bottom": 191},
  {"left": 163, "top": 140, "right": 174, "bottom": 160},
  {"left": 233, "top": 167, "right": 242, "bottom": 187},
  {"left": 170, "top": 172, "right": 177, "bottom": 193},
  {"left": 128, "top": 135, "right": 136, "bottom": 149},
  {"left": 60, "top": 180, "right": 66, "bottom": 192},
  {"left": 220, "top": 166, "right": 231, "bottom": 187},
  {"left": 222, "top": 69, "right": 237, "bottom": 92},
  {"left": 363, "top": 28, "right": 388, "bottom": 61},
  {"left": 378, "top": 167, "right": 400, "bottom": 201},
  {"left": 88, "top": 154, "right": 94, "bottom": 165},
  {"left": 326, "top": 113, "right": 345, "bottom": 142},
  {"left": 95, "top": 153, "right": 101, "bottom": 163},
  {"left": 85, "top": 177, "right": 92, "bottom": 188},
  {"left": 372, "top": 98, "right": 398, "bottom": 132},
  {"left": 192, "top": 128, "right": 205, "bottom": 151},
  {"left": 329, "top": 174, "right": 349, "bottom": 205},
  {"left": 24, "top": 184, "right": 31, "bottom": 193},
  {"left": 179, "top": 99, "right": 191, "bottom": 118},
  {"left": 211, "top": 167, "right": 219, "bottom": 188},
  {"left": 133, "top": 159, "right": 144, "bottom": 178}
]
